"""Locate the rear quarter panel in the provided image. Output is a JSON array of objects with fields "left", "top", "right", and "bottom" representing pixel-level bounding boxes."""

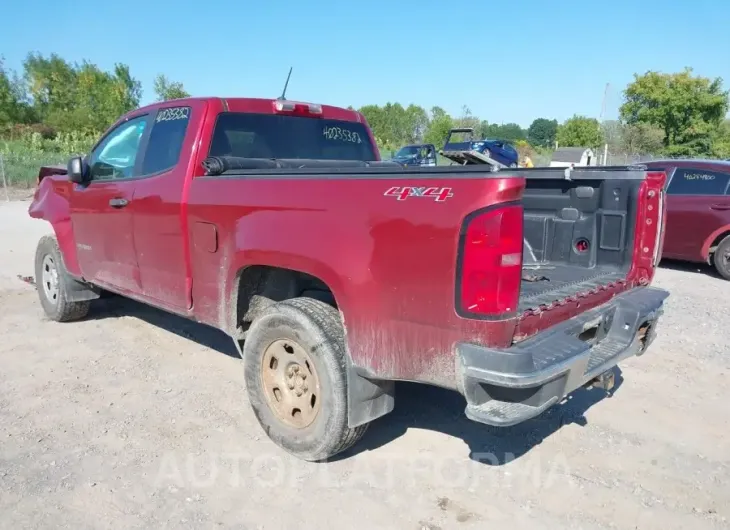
[{"left": 187, "top": 173, "right": 524, "bottom": 387}]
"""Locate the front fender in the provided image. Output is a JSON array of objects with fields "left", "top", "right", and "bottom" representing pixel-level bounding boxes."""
[{"left": 28, "top": 177, "right": 82, "bottom": 277}]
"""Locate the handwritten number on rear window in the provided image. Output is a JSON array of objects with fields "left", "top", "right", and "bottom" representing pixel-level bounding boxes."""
[
  {"left": 156, "top": 107, "right": 190, "bottom": 122},
  {"left": 323, "top": 126, "right": 362, "bottom": 144}
]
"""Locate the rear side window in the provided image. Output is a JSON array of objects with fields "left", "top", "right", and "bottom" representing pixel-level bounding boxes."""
[
  {"left": 667, "top": 168, "right": 730, "bottom": 195},
  {"left": 142, "top": 106, "right": 192, "bottom": 175},
  {"left": 209, "top": 112, "right": 377, "bottom": 161}
]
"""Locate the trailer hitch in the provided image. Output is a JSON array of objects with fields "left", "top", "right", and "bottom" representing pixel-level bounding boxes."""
[{"left": 585, "top": 370, "right": 616, "bottom": 396}]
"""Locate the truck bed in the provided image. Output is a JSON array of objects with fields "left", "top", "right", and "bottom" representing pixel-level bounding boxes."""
[
  {"left": 201, "top": 156, "right": 653, "bottom": 328},
  {"left": 518, "top": 168, "right": 643, "bottom": 313},
  {"left": 519, "top": 265, "right": 625, "bottom": 312}
]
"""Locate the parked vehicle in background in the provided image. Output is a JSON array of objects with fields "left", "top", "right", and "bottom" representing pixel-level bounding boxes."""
[
  {"left": 391, "top": 143, "right": 437, "bottom": 166},
  {"left": 643, "top": 159, "right": 730, "bottom": 279},
  {"left": 440, "top": 128, "right": 519, "bottom": 168},
  {"left": 28, "top": 96, "right": 669, "bottom": 462}
]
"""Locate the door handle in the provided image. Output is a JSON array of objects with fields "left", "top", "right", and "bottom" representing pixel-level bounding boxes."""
[
  {"left": 109, "top": 198, "right": 129, "bottom": 208},
  {"left": 710, "top": 204, "right": 730, "bottom": 211}
]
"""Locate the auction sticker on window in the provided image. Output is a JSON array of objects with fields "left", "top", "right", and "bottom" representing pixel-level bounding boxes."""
[
  {"left": 323, "top": 126, "right": 362, "bottom": 144},
  {"left": 156, "top": 107, "right": 190, "bottom": 122}
]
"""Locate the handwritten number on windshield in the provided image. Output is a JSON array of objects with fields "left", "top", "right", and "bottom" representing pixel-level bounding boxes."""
[{"left": 323, "top": 126, "right": 362, "bottom": 144}]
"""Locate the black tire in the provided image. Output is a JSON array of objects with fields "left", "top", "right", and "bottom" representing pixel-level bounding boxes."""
[
  {"left": 713, "top": 236, "right": 730, "bottom": 280},
  {"left": 243, "top": 297, "right": 368, "bottom": 461},
  {"left": 34, "top": 235, "right": 91, "bottom": 322},
  {"left": 509, "top": 162, "right": 518, "bottom": 168}
]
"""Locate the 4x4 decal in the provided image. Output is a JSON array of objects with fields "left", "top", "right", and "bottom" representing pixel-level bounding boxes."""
[{"left": 384, "top": 186, "right": 453, "bottom": 202}]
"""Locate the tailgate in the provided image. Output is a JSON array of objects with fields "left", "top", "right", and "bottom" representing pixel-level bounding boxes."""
[{"left": 512, "top": 166, "right": 667, "bottom": 341}]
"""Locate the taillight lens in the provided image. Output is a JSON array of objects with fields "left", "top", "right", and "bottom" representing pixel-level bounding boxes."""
[{"left": 458, "top": 204, "right": 523, "bottom": 318}]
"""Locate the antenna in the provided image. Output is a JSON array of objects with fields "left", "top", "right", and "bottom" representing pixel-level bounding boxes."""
[
  {"left": 599, "top": 82, "right": 609, "bottom": 121},
  {"left": 278, "top": 67, "right": 293, "bottom": 101}
]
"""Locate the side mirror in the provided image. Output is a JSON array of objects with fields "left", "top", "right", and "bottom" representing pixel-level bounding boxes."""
[{"left": 67, "top": 157, "right": 88, "bottom": 184}]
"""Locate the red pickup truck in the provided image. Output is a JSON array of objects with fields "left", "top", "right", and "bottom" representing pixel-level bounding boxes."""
[{"left": 29, "top": 96, "right": 669, "bottom": 461}]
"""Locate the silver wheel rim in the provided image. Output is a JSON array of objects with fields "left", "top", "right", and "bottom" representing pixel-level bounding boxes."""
[{"left": 41, "top": 255, "right": 60, "bottom": 305}]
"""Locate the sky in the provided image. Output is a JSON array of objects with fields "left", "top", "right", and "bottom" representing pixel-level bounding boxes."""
[{"left": 2, "top": 0, "right": 729, "bottom": 128}]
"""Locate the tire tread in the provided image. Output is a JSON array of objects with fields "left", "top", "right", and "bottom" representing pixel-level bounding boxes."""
[{"left": 243, "top": 296, "right": 368, "bottom": 461}]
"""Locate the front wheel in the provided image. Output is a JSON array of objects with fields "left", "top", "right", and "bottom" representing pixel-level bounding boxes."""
[
  {"left": 243, "top": 297, "right": 368, "bottom": 461},
  {"left": 34, "top": 235, "right": 91, "bottom": 322},
  {"left": 713, "top": 236, "right": 730, "bottom": 280}
]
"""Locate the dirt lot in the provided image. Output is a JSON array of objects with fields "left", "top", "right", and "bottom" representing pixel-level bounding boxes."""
[{"left": 1, "top": 198, "right": 729, "bottom": 530}]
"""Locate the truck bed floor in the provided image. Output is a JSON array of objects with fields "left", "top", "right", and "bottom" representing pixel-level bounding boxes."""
[{"left": 518, "top": 264, "right": 625, "bottom": 313}]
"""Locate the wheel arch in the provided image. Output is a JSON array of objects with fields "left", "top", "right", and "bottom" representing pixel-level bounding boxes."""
[
  {"left": 702, "top": 225, "right": 730, "bottom": 263},
  {"left": 229, "top": 263, "right": 394, "bottom": 428}
]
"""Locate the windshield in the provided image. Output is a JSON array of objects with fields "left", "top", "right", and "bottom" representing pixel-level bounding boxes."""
[
  {"left": 209, "top": 112, "right": 377, "bottom": 161},
  {"left": 447, "top": 131, "right": 475, "bottom": 144},
  {"left": 394, "top": 146, "right": 419, "bottom": 158}
]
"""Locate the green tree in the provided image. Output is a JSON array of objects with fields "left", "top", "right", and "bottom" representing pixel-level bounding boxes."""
[
  {"left": 405, "top": 104, "right": 429, "bottom": 144},
  {"left": 454, "top": 105, "right": 480, "bottom": 132},
  {"left": 620, "top": 68, "right": 729, "bottom": 156},
  {"left": 430, "top": 106, "right": 447, "bottom": 121},
  {"left": 22, "top": 53, "right": 141, "bottom": 134},
  {"left": 527, "top": 118, "right": 558, "bottom": 147},
  {"left": 712, "top": 119, "right": 730, "bottom": 159},
  {"left": 359, "top": 102, "right": 430, "bottom": 149},
  {"left": 621, "top": 122, "right": 665, "bottom": 154},
  {"left": 153, "top": 74, "right": 190, "bottom": 101},
  {"left": 423, "top": 107, "right": 454, "bottom": 147},
  {"left": 557, "top": 115, "right": 603, "bottom": 148},
  {"left": 0, "top": 58, "right": 32, "bottom": 126},
  {"left": 496, "top": 123, "right": 527, "bottom": 143}
]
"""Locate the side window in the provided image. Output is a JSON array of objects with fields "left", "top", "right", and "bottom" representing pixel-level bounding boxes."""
[
  {"left": 667, "top": 168, "right": 730, "bottom": 195},
  {"left": 142, "top": 106, "right": 192, "bottom": 175},
  {"left": 89, "top": 116, "right": 148, "bottom": 180}
]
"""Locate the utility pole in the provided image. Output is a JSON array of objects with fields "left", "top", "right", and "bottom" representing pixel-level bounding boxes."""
[{"left": 600, "top": 83, "right": 609, "bottom": 165}]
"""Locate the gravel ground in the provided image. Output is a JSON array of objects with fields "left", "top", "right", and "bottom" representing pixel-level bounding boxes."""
[{"left": 1, "top": 199, "right": 729, "bottom": 530}]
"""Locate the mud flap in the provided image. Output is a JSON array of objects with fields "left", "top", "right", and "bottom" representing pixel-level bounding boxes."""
[
  {"left": 61, "top": 274, "right": 101, "bottom": 302},
  {"left": 347, "top": 364, "right": 395, "bottom": 428}
]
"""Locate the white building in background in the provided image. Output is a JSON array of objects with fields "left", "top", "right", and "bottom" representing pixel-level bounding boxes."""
[{"left": 550, "top": 147, "right": 597, "bottom": 168}]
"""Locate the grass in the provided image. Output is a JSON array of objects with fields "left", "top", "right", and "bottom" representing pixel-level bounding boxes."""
[{"left": 1, "top": 135, "right": 92, "bottom": 188}]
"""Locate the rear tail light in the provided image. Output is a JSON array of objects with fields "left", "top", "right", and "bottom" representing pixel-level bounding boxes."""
[
  {"left": 273, "top": 100, "right": 323, "bottom": 116},
  {"left": 457, "top": 203, "right": 523, "bottom": 318},
  {"left": 648, "top": 172, "right": 667, "bottom": 268}
]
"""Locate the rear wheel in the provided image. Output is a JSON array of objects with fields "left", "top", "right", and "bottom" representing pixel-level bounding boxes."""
[
  {"left": 243, "top": 297, "right": 368, "bottom": 461},
  {"left": 713, "top": 236, "right": 730, "bottom": 280},
  {"left": 34, "top": 235, "right": 91, "bottom": 322}
]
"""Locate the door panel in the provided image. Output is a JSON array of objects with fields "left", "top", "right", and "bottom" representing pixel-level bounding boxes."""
[
  {"left": 132, "top": 103, "right": 198, "bottom": 311},
  {"left": 663, "top": 167, "right": 730, "bottom": 262},
  {"left": 70, "top": 114, "right": 149, "bottom": 292},
  {"left": 132, "top": 172, "right": 188, "bottom": 309},
  {"left": 70, "top": 181, "right": 141, "bottom": 291}
]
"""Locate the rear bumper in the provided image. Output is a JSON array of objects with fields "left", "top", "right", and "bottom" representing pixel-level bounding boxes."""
[{"left": 457, "top": 286, "right": 669, "bottom": 427}]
